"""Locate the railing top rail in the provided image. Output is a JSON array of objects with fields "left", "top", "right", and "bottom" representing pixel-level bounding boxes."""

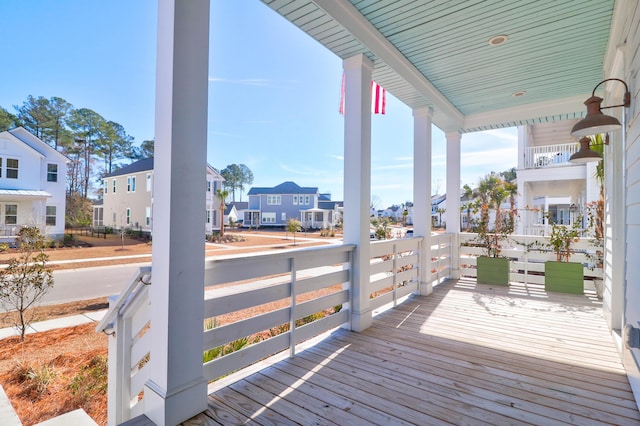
[
  {"left": 204, "top": 243, "right": 356, "bottom": 269},
  {"left": 95, "top": 266, "right": 152, "bottom": 333}
]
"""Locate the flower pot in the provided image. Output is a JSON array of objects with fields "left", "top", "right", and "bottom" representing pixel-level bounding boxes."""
[
  {"left": 477, "top": 256, "right": 509, "bottom": 286},
  {"left": 544, "top": 261, "right": 583, "bottom": 294}
]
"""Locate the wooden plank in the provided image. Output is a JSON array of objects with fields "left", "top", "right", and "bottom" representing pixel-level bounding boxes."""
[{"left": 187, "top": 279, "right": 639, "bottom": 425}]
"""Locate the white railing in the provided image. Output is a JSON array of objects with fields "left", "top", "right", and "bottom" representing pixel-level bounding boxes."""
[
  {"left": 523, "top": 143, "right": 579, "bottom": 169},
  {"left": 96, "top": 267, "right": 152, "bottom": 425},
  {"left": 202, "top": 244, "right": 354, "bottom": 382},
  {"left": 430, "top": 233, "right": 453, "bottom": 285},
  {"left": 459, "top": 232, "right": 603, "bottom": 286},
  {"left": 98, "top": 235, "right": 453, "bottom": 424}
]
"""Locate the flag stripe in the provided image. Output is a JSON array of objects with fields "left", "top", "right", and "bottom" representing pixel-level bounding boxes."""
[{"left": 339, "top": 74, "right": 386, "bottom": 115}]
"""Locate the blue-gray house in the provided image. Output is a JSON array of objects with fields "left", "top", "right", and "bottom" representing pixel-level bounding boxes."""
[{"left": 244, "top": 181, "right": 341, "bottom": 229}]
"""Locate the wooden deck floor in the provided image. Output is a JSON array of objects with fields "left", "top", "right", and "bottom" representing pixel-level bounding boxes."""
[{"left": 188, "top": 279, "right": 640, "bottom": 425}]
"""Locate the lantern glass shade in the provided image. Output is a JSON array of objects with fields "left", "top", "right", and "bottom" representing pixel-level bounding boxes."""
[
  {"left": 570, "top": 96, "right": 622, "bottom": 137},
  {"left": 569, "top": 137, "right": 602, "bottom": 163}
]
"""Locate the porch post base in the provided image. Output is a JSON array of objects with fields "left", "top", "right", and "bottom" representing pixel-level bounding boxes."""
[
  {"left": 418, "top": 281, "right": 433, "bottom": 296},
  {"left": 350, "top": 309, "right": 373, "bottom": 332},
  {"left": 143, "top": 377, "right": 208, "bottom": 426}
]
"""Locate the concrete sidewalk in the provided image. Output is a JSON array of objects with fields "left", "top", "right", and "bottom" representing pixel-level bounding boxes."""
[{"left": 0, "top": 309, "right": 107, "bottom": 340}]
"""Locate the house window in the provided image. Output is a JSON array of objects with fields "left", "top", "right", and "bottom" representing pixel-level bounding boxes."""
[
  {"left": 213, "top": 210, "right": 217, "bottom": 225},
  {"left": 47, "top": 163, "right": 58, "bottom": 182},
  {"left": 46, "top": 206, "right": 56, "bottom": 226},
  {"left": 146, "top": 173, "right": 152, "bottom": 191},
  {"left": 146, "top": 207, "right": 151, "bottom": 226},
  {"left": 131, "top": 176, "right": 136, "bottom": 192},
  {"left": 103, "top": 180, "right": 108, "bottom": 194},
  {"left": 113, "top": 179, "right": 117, "bottom": 193},
  {"left": 5, "top": 204, "right": 17, "bottom": 225},
  {"left": 293, "top": 195, "right": 298, "bottom": 205},
  {"left": 262, "top": 212, "right": 275, "bottom": 223},
  {"left": 6, "top": 158, "right": 18, "bottom": 179},
  {"left": 0, "top": 158, "right": 2, "bottom": 177},
  {"left": 94, "top": 207, "right": 104, "bottom": 226},
  {"left": 113, "top": 212, "right": 116, "bottom": 223},
  {"left": 206, "top": 210, "right": 211, "bottom": 224},
  {"left": 304, "top": 195, "right": 310, "bottom": 205},
  {"left": 267, "top": 195, "right": 281, "bottom": 205},
  {"left": 126, "top": 208, "right": 131, "bottom": 225},
  {"left": 281, "top": 212, "right": 286, "bottom": 222},
  {"left": 207, "top": 180, "right": 211, "bottom": 192}
]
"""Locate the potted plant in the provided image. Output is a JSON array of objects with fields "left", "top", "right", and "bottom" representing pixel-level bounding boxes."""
[
  {"left": 544, "top": 215, "right": 584, "bottom": 294},
  {"left": 473, "top": 174, "right": 515, "bottom": 286}
]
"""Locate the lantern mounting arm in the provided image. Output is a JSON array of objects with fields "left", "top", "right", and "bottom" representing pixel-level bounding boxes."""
[{"left": 592, "top": 78, "right": 631, "bottom": 109}]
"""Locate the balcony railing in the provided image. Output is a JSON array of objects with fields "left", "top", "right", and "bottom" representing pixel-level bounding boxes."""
[
  {"left": 459, "top": 232, "right": 603, "bottom": 287},
  {"left": 97, "top": 232, "right": 607, "bottom": 424},
  {"left": 523, "top": 143, "right": 580, "bottom": 169},
  {"left": 97, "top": 235, "right": 453, "bottom": 425}
]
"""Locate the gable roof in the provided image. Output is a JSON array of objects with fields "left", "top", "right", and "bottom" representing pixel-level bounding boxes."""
[
  {"left": 247, "top": 181, "right": 318, "bottom": 195},
  {"left": 107, "top": 157, "right": 222, "bottom": 179},
  {"left": 229, "top": 201, "right": 248, "bottom": 210},
  {"left": 107, "top": 158, "right": 154, "bottom": 177},
  {"left": 3, "top": 127, "right": 68, "bottom": 163}
]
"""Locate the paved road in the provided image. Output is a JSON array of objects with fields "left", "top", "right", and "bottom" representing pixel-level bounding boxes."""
[{"left": 41, "top": 263, "right": 149, "bottom": 307}]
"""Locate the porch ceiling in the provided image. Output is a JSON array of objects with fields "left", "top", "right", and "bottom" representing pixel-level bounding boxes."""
[{"left": 261, "top": 0, "right": 615, "bottom": 133}]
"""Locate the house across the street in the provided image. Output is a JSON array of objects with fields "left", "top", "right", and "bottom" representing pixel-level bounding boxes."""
[
  {"left": 96, "top": 158, "right": 224, "bottom": 236},
  {"left": 0, "top": 127, "right": 68, "bottom": 240},
  {"left": 244, "top": 181, "right": 342, "bottom": 229}
]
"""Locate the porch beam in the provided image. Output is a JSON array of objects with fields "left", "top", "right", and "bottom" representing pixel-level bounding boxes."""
[
  {"left": 413, "top": 107, "right": 433, "bottom": 295},
  {"left": 445, "top": 131, "right": 461, "bottom": 279},
  {"left": 342, "top": 53, "right": 373, "bottom": 332},
  {"left": 144, "top": 1, "right": 209, "bottom": 425}
]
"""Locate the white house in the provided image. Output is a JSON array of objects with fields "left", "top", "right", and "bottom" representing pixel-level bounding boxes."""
[
  {"left": 516, "top": 121, "right": 600, "bottom": 235},
  {"left": 0, "top": 127, "right": 67, "bottom": 239},
  {"left": 98, "top": 158, "right": 224, "bottom": 235}
]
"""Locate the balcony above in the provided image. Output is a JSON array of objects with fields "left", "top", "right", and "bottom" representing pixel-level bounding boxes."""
[{"left": 524, "top": 143, "right": 580, "bottom": 169}]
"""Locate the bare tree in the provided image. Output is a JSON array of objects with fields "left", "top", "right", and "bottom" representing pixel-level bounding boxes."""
[{"left": 0, "top": 227, "right": 54, "bottom": 340}]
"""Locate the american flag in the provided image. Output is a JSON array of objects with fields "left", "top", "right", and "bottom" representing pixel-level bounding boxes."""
[{"left": 339, "top": 74, "right": 386, "bottom": 115}]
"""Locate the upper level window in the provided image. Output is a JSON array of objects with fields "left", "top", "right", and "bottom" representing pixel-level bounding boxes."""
[
  {"left": 304, "top": 195, "right": 310, "bottom": 205},
  {"left": 127, "top": 177, "right": 132, "bottom": 192},
  {"left": 131, "top": 176, "right": 136, "bottom": 192},
  {"left": 146, "top": 173, "right": 152, "bottom": 192},
  {"left": 113, "top": 179, "right": 117, "bottom": 193},
  {"left": 103, "top": 180, "right": 108, "bottom": 194},
  {"left": 47, "top": 163, "right": 58, "bottom": 182},
  {"left": 6, "top": 158, "right": 18, "bottom": 179},
  {"left": 207, "top": 180, "right": 211, "bottom": 192},
  {"left": 293, "top": 195, "right": 299, "bottom": 205},
  {"left": 267, "top": 195, "right": 281, "bottom": 205}
]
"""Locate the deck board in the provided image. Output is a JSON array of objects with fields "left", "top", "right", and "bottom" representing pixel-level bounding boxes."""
[{"left": 197, "top": 279, "right": 640, "bottom": 425}]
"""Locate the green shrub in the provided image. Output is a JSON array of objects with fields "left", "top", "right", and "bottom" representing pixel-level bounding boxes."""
[{"left": 68, "top": 356, "right": 108, "bottom": 404}]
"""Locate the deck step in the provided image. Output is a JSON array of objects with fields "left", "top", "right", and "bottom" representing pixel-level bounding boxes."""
[
  {"left": 0, "top": 385, "right": 21, "bottom": 426},
  {"left": 34, "top": 409, "right": 97, "bottom": 426}
]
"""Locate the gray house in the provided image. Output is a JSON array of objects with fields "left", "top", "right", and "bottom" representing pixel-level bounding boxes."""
[{"left": 245, "top": 181, "right": 340, "bottom": 229}]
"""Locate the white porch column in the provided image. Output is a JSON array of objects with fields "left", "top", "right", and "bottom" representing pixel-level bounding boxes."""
[
  {"left": 343, "top": 54, "right": 373, "bottom": 332},
  {"left": 144, "top": 1, "right": 209, "bottom": 425},
  {"left": 413, "top": 107, "right": 433, "bottom": 295},
  {"left": 445, "top": 131, "right": 461, "bottom": 279},
  {"left": 516, "top": 126, "right": 526, "bottom": 234}
]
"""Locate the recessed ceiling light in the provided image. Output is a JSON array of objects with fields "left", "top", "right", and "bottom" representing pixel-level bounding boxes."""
[
  {"left": 488, "top": 35, "right": 508, "bottom": 46},
  {"left": 512, "top": 91, "right": 527, "bottom": 97}
]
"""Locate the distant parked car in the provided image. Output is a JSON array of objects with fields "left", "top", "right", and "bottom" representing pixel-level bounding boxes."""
[{"left": 404, "top": 229, "right": 413, "bottom": 238}]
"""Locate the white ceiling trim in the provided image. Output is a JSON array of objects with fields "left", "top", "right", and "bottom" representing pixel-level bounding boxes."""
[
  {"left": 313, "top": 0, "right": 464, "bottom": 131},
  {"left": 462, "top": 94, "right": 589, "bottom": 134}
]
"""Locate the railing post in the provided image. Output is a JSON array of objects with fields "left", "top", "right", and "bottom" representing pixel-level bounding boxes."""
[
  {"left": 392, "top": 243, "right": 398, "bottom": 307},
  {"left": 289, "top": 257, "right": 296, "bottom": 359}
]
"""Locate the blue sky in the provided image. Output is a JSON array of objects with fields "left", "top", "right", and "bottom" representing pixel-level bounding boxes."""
[{"left": 0, "top": 0, "right": 517, "bottom": 208}]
